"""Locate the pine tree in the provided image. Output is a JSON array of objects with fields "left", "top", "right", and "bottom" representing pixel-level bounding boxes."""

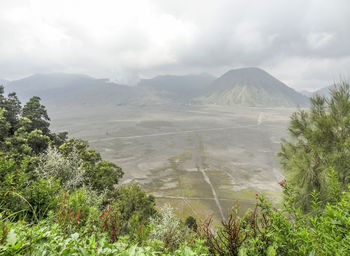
[{"left": 278, "top": 81, "right": 350, "bottom": 211}]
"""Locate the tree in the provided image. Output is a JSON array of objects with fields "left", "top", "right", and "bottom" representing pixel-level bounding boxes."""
[
  {"left": 49, "top": 131, "right": 68, "bottom": 147},
  {"left": 59, "top": 138, "right": 124, "bottom": 192},
  {"left": 0, "top": 86, "right": 21, "bottom": 135},
  {"left": 59, "top": 138, "right": 101, "bottom": 164},
  {"left": 89, "top": 160, "right": 123, "bottom": 191},
  {"left": 36, "top": 146, "right": 85, "bottom": 189},
  {"left": 278, "top": 81, "right": 350, "bottom": 211},
  {"left": 105, "top": 183, "right": 156, "bottom": 223},
  {"left": 3, "top": 118, "right": 50, "bottom": 159},
  {"left": 22, "top": 96, "right": 50, "bottom": 135},
  {"left": 0, "top": 108, "right": 10, "bottom": 145}
]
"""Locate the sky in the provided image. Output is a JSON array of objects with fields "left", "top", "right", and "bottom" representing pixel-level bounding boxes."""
[{"left": 0, "top": 0, "right": 349, "bottom": 91}]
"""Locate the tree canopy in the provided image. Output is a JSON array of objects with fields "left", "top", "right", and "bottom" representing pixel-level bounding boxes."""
[{"left": 278, "top": 81, "right": 350, "bottom": 210}]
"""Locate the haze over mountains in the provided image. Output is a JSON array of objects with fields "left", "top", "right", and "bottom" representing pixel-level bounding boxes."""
[
  {"left": 5, "top": 73, "right": 138, "bottom": 108},
  {"left": 138, "top": 73, "right": 216, "bottom": 101},
  {"left": 299, "top": 83, "right": 344, "bottom": 98},
  {"left": 2, "top": 67, "right": 309, "bottom": 108}
]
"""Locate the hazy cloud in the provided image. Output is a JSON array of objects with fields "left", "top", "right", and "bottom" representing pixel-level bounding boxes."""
[{"left": 0, "top": 0, "right": 349, "bottom": 90}]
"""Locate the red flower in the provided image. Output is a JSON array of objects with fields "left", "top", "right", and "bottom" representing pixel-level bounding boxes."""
[
  {"left": 278, "top": 179, "right": 285, "bottom": 186},
  {"left": 255, "top": 193, "right": 259, "bottom": 199}
]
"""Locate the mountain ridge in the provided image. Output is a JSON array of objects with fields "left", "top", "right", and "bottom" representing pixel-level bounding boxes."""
[
  {"left": 4, "top": 68, "right": 308, "bottom": 108},
  {"left": 138, "top": 73, "right": 216, "bottom": 101}
]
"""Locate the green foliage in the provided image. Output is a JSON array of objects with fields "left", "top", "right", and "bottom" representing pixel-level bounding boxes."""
[
  {"left": 90, "top": 160, "right": 123, "bottom": 192},
  {"left": 21, "top": 178, "right": 62, "bottom": 220},
  {"left": 26, "top": 129, "right": 50, "bottom": 154},
  {"left": 22, "top": 96, "right": 50, "bottom": 135},
  {"left": 0, "top": 86, "right": 21, "bottom": 136},
  {"left": 0, "top": 217, "right": 209, "bottom": 255},
  {"left": 278, "top": 81, "right": 350, "bottom": 211},
  {"left": 200, "top": 209, "right": 248, "bottom": 256},
  {"left": 49, "top": 131, "right": 68, "bottom": 147},
  {"left": 199, "top": 187, "right": 350, "bottom": 256},
  {"left": 37, "top": 146, "right": 85, "bottom": 189},
  {"left": 0, "top": 156, "right": 62, "bottom": 221},
  {"left": 0, "top": 109, "right": 10, "bottom": 144},
  {"left": 149, "top": 205, "right": 188, "bottom": 251},
  {"left": 185, "top": 216, "right": 198, "bottom": 231},
  {"left": 2, "top": 83, "right": 350, "bottom": 255},
  {"left": 56, "top": 188, "right": 101, "bottom": 233},
  {"left": 59, "top": 138, "right": 124, "bottom": 192},
  {"left": 105, "top": 183, "right": 156, "bottom": 225}
]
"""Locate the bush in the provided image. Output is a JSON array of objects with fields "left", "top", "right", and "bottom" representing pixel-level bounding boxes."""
[
  {"left": 22, "top": 178, "right": 62, "bottom": 221},
  {"left": 56, "top": 188, "right": 102, "bottom": 233},
  {"left": 59, "top": 138, "right": 124, "bottom": 192},
  {"left": 36, "top": 146, "right": 85, "bottom": 190},
  {"left": 149, "top": 204, "right": 188, "bottom": 251},
  {"left": 105, "top": 183, "right": 157, "bottom": 225},
  {"left": 0, "top": 156, "right": 62, "bottom": 221}
]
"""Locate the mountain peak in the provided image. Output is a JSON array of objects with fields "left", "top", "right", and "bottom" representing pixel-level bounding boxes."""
[
  {"left": 197, "top": 67, "right": 308, "bottom": 107},
  {"left": 225, "top": 67, "right": 266, "bottom": 73},
  {"left": 221, "top": 67, "right": 276, "bottom": 81}
]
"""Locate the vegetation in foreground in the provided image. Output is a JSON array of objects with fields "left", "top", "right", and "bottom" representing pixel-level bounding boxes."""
[{"left": 0, "top": 83, "right": 349, "bottom": 255}]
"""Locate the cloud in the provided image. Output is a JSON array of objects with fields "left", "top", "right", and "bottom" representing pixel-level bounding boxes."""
[{"left": 0, "top": 0, "right": 349, "bottom": 89}]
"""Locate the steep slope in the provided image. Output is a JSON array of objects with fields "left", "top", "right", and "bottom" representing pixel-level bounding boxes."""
[
  {"left": 138, "top": 73, "right": 216, "bottom": 102},
  {"left": 197, "top": 67, "right": 308, "bottom": 107}
]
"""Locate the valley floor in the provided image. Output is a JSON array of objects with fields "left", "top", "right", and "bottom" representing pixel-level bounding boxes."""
[{"left": 50, "top": 104, "right": 295, "bottom": 220}]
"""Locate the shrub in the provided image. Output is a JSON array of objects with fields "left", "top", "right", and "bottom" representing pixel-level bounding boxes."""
[
  {"left": 185, "top": 216, "right": 198, "bottom": 231},
  {"left": 36, "top": 146, "right": 85, "bottom": 190},
  {"left": 149, "top": 204, "right": 187, "bottom": 251},
  {"left": 0, "top": 156, "right": 62, "bottom": 221},
  {"left": 105, "top": 183, "right": 157, "bottom": 225},
  {"left": 56, "top": 188, "right": 102, "bottom": 234}
]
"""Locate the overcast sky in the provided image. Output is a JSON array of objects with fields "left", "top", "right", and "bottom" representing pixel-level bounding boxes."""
[{"left": 0, "top": 0, "right": 349, "bottom": 90}]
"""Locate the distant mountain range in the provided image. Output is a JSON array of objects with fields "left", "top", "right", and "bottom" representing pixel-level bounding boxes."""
[
  {"left": 299, "top": 90, "right": 314, "bottom": 97},
  {"left": 138, "top": 73, "right": 215, "bottom": 101},
  {"left": 4, "top": 73, "right": 139, "bottom": 108},
  {"left": 313, "top": 85, "right": 337, "bottom": 98},
  {"left": 2, "top": 68, "right": 309, "bottom": 109},
  {"left": 299, "top": 84, "right": 339, "bottom": 99}
]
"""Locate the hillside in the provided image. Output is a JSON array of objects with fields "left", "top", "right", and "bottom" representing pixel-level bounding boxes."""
[
  {"left": 5, "top": 73, "right": 139, "bottom": 108},
  {"left": 138, "top": 73, "right": 216, "bottom": 102},
  {"left": 315, "top": 85, "right": 333, "bottom": 98},
  {"left": 306, "top": 84, "right": 341, "bottom": 99},
  {"left": 197, "top": 67, "right": 309, "bottom": 107},
  {"left": 299, "top": 90, "right": 313, "bottom": 97}
]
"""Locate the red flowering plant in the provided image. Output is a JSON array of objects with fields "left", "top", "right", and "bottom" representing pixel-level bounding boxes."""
[{"left": 278, "top": 179, "right": 285, "bottom": 187}]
